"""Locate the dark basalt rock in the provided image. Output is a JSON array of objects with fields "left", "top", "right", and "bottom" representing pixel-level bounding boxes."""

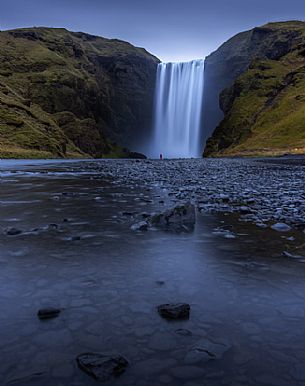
[
  {"left": 5, "top": 227, "right": 23, "bottom": 236},
  {"left": 150, "top": 202, "right": 196, "bottom": 232},
  {"left": 157, "top": 303, "right": 190, "bottom": 320},
  {"left": 37, "top": 307, "right": 61, "bottom": 320},
  {"left": 127, "top": 151, "right": 147, "bottom": 159},
  {"left": 76, "top": 352, "right": 129, "bottom": 382}
]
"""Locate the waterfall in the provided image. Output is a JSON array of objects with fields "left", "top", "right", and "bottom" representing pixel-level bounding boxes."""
[{"left": 150, "top": 59, "right": 204, "bottom": 159}]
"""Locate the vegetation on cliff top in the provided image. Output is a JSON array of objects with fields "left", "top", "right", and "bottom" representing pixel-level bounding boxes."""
[{"left": 204, "top": 21, "right": 305, "bottom": 157}]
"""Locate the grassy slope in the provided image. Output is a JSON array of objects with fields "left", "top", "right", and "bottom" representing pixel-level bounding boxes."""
[
  {"left": 0, "top": 27, "right": 156, "bottom": 158},
  {"left": 0, "top": 80, "right": 85, "bottom": 159},
  {"left": 204, "top": 21, "right": 305, "bottom": 157}
]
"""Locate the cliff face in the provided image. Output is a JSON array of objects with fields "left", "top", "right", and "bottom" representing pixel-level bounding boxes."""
[
  {"left": 0, "top": 27, "right": 159, "bottom": 158},
  {"left": 204, "top": 21, "right": 305, "bottom": 157}
]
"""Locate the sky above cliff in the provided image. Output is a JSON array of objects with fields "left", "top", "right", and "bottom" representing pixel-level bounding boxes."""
[{"left": 2, "top": 0, "right": 305, "bottom": 62}]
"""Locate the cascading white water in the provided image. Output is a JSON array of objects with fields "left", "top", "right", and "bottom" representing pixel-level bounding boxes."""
[{"left": 150, "top": 59, "right": 204, "bottom": 158}]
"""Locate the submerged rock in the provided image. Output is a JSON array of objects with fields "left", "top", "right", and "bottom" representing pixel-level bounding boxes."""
[
  {"left": 185, "top": 339, "right": 231, "bottom": 364},
  {"left": 37, "top": 307, "right": 61, "bottom": 320},
  {"left": 157, "top": 303, "right": 190, "bottom": 320},
  {"left": 150, "top": 202, "right": 195, "bottom": 232},
  {"left": 76, "top": 352, "right": 129, "bottom": 382},
  {"left": 175, "top": 328, "right": 192, "bottom": 336},
  {"left": 5, "top": 227, "right": 23, "bottom": 236},
  {"left": 131, "top": 221, "right": 149, "bottom": 231}
]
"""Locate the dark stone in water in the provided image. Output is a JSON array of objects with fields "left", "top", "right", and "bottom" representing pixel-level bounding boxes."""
[
  {"left": 71, "top": 236, "right": 81, "bottom": 241},
  {"left": 76, "top": 352, "right": 129, "bottom": 382},
  {"left": 130, "top": 221, "right": 148, "bottom": 231},
  {"left": 5, "top": 227, "right": 22, "bottom": 236},
  {"left": 185, "top": 339, "right": 232, "bottom": 364},
  {"left": 48, "top": 223, "right": 59, "bottom": 230},
  {"left": 157, "top": 303, "right": 190, "bottom": 320},
  {"left": 37, "top": 307, "right": 61, "bottom": 320},
  {"left": 150, "top": 202, "right": 195, "bottom": 232},
  {"left": 175, "top": 328, "right": 192, "bottom": 336},
  {"left": 122, "top": 211, "right": 137, "bottom": 216}
]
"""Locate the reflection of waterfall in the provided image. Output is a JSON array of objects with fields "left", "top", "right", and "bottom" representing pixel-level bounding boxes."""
[{"left": 150, "top": 59, "right": 204, "bottom": 158}]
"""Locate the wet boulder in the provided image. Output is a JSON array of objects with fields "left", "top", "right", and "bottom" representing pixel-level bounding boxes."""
[
  {"left": 130, "top": 221, "right": 149, "bottom": 231},
  {"left": 76, "top": 352, "right": 129, "bottom": 382},
  {"left": 5, "top": 227, "right": 23, "bottom": 236},
  {"left": 37, "top": 307, "right": 61, "bottom": 320},
  {"left": 157, "top": 303, "right": 190, "bottom": 320},
  {"left": 150, "top": 202, "right": 195, "bottom": 232},
  {"left": 271, "top": 222, "right": 292, "bottom": 232}
]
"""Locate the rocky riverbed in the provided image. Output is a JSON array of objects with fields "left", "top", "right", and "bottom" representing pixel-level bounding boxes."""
[
  {"left": 81, "top": 157, "right": 305, "bottom": 235},
  {"left": 0, "top": 158, "right": 305, "bottom": 386}
]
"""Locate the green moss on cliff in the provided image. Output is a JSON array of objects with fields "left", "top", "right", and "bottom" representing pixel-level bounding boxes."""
[
  {"left": 204, "top": 21, "right": 305, "bottom": 157},
  {"left": 0, "top": 27, "right": 158, "bottom": 158}
]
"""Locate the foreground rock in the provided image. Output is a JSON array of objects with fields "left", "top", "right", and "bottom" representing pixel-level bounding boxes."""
[
  {"left": 150, "top": 202, "right": 196, "bottom": 232},
  {"left": 76, "top": 352, "right": 129, "bottom": 382},
  {"left": 157, "top": 303, "right": 190, "bottom": 320},
  {"left": 37, "top": 308, "right": 61, "bottom": 320}
]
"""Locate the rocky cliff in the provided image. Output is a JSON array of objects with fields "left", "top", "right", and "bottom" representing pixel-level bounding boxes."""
[
  {"left": 0, "top": 27, "right": 159, "bottom": 158},
  {"left": 204, "top": 21, "right": 305, "bottom": 157}
]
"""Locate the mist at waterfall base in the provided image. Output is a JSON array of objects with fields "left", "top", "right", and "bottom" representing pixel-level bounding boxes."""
[{"left": 148, "top": 59, "right": 204, "bottom": 159}]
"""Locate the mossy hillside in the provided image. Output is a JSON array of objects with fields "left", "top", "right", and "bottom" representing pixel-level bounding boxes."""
[
  {"left": 0, "top": 27, "right": 158, "bottom": 158},
  {"left": 0, "top": 80, "right": 86, "bottom": 158},
  {"left": 204, "top": 21, "right": 305, "bottom": 157}
]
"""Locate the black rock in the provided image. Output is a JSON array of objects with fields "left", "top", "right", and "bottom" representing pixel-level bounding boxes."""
[
  {"left": 157, "top": 303, "right": 190, "bottom": 320},
  {"left": 48, "top": 223, "right": 59, "bottom": 230},
  {"left": 239, "top": 206, "right": 252, "bottom": 215},
  {"left": 150, "top": 202, "right": 196, "bottom": 232},
  {"left": 122, "top": 211, "right": 137, "bottom": 216},
  {"left": 5, "top": 227, "right": 22, "bottom": 236},
  {"left": 76, "top": 352, "right": 129, "bottom": 382},
  {"left": 71, "top": 236, "right": 81, "bottom": 241},
  {"left": 37, "top": 307, "right": 61, "bottom": 320},
  {"left": 127, "top": 151, "right": 147, "bottom": 159}
]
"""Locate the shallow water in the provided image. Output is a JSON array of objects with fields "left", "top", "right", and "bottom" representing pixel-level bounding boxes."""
[{"left": 0, "top": 160, "right": 305, "bottom": 386}]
